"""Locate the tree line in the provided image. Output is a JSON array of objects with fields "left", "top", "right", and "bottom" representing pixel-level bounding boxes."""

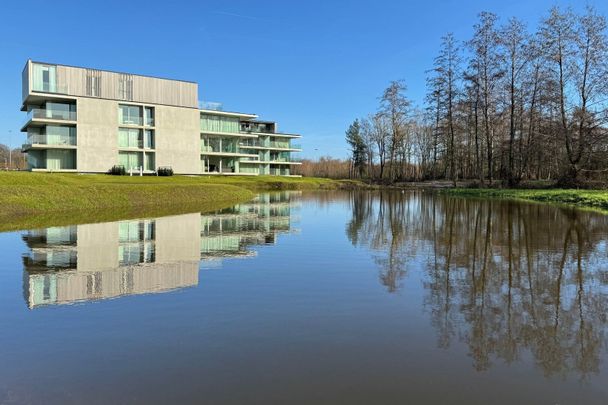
[
  {"left": 0, "top": 144, "right": 26, "bottom": 170},
  {"left": 341, "top": 6, "right": 608, "bottom": 186}
]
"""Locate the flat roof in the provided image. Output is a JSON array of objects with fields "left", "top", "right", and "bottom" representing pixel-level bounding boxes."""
[
  {"left": 28, "top": 59, "right": 198, "bottom": 85},
  {"left": 199, "top": 109, "right": 258, "bottom": 119}
]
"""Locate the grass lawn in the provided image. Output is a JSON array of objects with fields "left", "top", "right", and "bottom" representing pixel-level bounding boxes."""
[
  {"left": 446, "top": 188, "right": 608, "bottom": 213},
  {"left": 0, "top": 172, "right": 356, "bottom": 232}
]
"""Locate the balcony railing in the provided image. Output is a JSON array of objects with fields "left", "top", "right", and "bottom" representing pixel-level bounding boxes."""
[
  {"left": 269, "top": 141, "right": 292, "bottom": 149},
  {"left": 199, "top": 101, "right": 224, "bottom": 111},
  {"left": 119, "top": 116, "right": 143, "bottom": 126},
  {"left": 267, "top": 157, "right": 302, "bottom": 163},
  {"left": 240, "top": 127, "right": 273, "bottom": 134},
  {"left": 24, "top": 108, "right": 77, "bottom": 127},
  {"left": 202, "top": 144, "right": 241, "bottom": 154},
  {"left": 269, "top": 168, "right": 290, "bottom": 175},
  {"left": 25, "top": 134, "right": 77, "bottom": 146},
  {"left": 238, "top": 141, "right": 301, "bottom": 149},
  {"left": 239, "top": 140, "right": 261, "bottom": 148}
]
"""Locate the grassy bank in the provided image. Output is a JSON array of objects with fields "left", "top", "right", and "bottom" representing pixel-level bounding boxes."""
[
  {"left": 0, "top": 172, "right": 358, "bottom": 232},
  {"left": 446, "top": 188, "right": 608, "bottom": 213}
]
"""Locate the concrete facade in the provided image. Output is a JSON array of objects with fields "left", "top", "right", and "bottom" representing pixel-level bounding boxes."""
[{"left": 20, "top": 60, "right": 301, "bottom": 176}]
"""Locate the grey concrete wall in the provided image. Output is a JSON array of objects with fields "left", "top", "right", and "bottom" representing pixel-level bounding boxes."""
[
  {"left": 76, "top": 97, "right": 119, "bottom": 172},
  {"left": 76, "top": 97, "right": 200, "bottom": 174},
  {"left": 154, "top": 105, "right": 201, "bottom": 174}
]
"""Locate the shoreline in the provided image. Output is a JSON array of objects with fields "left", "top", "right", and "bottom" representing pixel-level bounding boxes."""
[
  {"left": 3, "top": 172, "right": 607, "bottom": 232},
  {"left": 442, "top": 188, "right": 608, "bottom": 214},
  {"left": 0, "top": 172, "right": 364, "bottom": 232}
]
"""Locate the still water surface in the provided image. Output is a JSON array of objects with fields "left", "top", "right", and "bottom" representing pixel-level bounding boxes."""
[{"left": 0, "top": 191, "right": 607, "bottom": 404}]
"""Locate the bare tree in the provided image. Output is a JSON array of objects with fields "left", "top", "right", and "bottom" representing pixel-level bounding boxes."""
[
  {"left": 469, "top": 12, "right": 504, "bottom": 185},
  {"left": 379, "top": 81, "right": 410, "bottom": 182},
  {"left": 501, "top": 17, "right": 530, "bottom": 185}
]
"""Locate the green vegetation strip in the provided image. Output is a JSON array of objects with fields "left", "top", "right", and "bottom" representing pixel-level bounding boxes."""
[
  {"left": 0, "top": 172, "right": 359, "bottom": 232},
  {"left": 446, "top": 188, "right": 608, "bottom": 213}
]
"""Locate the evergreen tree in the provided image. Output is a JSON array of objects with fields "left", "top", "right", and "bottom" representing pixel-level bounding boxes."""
[{"left": 345, "top": 119, "right": 368, "bottom": 178}]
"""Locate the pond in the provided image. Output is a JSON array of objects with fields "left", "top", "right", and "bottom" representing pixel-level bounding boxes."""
[{"left": 0, "top": 190, "right": 606, "bottom": 404}]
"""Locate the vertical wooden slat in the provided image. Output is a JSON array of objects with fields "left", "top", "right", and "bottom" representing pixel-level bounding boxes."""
[{"left": 56, "top": 65, "right": 197, "bottom": 108}]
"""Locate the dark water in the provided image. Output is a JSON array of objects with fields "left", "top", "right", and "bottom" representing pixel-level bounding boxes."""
[{"left": 0, "top": 190, "right": 607, "bottom": 404}]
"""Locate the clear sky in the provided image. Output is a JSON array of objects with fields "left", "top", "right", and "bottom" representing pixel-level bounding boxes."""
[{"left": 1, "top": 0, "right": 607, "bottom": 159}]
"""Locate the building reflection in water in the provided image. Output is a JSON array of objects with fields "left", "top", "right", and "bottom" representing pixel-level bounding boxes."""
[
  {"left": 22, "top": 191, "right": 300, "bottom": 308},
  {"left": 346, "top": 190, "right": 608, "bottom": 378}
]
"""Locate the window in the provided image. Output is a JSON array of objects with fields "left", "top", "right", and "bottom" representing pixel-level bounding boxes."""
[
  {"left": 200, "top": 114, "right": 239, "bottom": 133},
  {"left": 46, "top": 125, "right": 76, "bottom": 146},
  {"left": 118, "top": 105, "right": 142, "bottom": 125},
  {"left": 145, "top": 107, "right": 154, "bottom": 126},
  {"left": 144, "top": 130, "right": 154, "bottom": 149},
  {"left": 144, "top": 153, "right": 155, "bottom": 171},
  {"left": 44, "top": 102, "right": 76, "bottom": 120},
  {"left": 32, "top": 63, "right": 57, "bottom": 93},
  {"left": 46, "top": 149, "right": 76, "bottom": 170},
  {"left": 118, "top": 128, "right": 142, "bottom": 148},
  {"left": 118, "top": 151, "right": 143, "bottom": 170}
]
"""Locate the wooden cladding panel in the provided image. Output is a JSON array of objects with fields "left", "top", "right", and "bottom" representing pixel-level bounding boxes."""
[{"left": 55, "top": 65, "right": 198, "bottom": 108}]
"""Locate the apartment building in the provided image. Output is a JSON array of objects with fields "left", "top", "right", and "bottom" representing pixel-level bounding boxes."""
[{"left": 20, "top": 60, "right": 302, "bottom": 176}]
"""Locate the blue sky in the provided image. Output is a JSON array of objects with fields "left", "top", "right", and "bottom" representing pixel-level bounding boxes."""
[{"left": 1, "top": 0, "right": 607, "bottom": 159}]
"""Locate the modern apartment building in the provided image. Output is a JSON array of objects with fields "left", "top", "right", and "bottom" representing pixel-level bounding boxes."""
[{"left": 20, "top": 60, "right": 302, "bottom": 176}]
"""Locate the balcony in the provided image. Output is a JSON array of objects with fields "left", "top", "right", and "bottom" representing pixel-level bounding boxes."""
[
  {"left": 201, "top": 141, "right": 257, "bottom": 157},
  {"left": 24, "top": 133, "right": 77, "bottom": 150},
  {"left": 265, "top": 156, "right": 302, "bottom": 164},
  {"left": 269, "top": 168, "right": 291, "bottom": 176},
  {"left": 239, "top": 140, "right": 302, "bottom": 150},
  {"left": 269, "top": 141, "right": 300, "bottom": 149},
  {"left": 22, "top": 108, "right": 77, "bottom": 129},
  {"left": 240, "top": 126, "right": 273, "bottom": 134},
  {"left": 239, "top": 140, "right": 261, "bottom": 148}
]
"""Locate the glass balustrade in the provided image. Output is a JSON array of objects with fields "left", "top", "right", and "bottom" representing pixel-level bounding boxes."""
[{"left": 24, "top": 108, "right": 77, "bottom": 126}]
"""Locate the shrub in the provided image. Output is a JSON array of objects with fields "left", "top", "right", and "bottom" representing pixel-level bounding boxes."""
[
  {"left": 157, "top": 166, "right": 174, "bottom": 177},
  {"left": 108, "top": 165, "right": 126, "bottom": 175}
]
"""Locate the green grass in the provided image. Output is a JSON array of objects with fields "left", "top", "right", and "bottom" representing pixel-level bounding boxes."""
[
  {"left": 0, "top": 172, "right": 359, "bottom": 232},
  {"left": 446, "top": 188, "right": 608, "bottom": 213}
]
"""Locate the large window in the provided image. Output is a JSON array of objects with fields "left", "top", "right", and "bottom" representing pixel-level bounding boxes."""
[
  {"left": 118, "top": 105, "right": 142, "bottom": 125},
  {"left": 46, "top": 125, "right": 76, "bottom": 146},
  {"left": 46, "top": 150, "right": 76, "bottom": 170},
  {"left": 205, "top": 137, "right": 238, "bottom": 153},
  {"left": 44, "top": 102, "right": 76, "bottom": 120},
  {"left": 118, "top": 128, "right": 142, "bottom": 148},
  {"left": 118, "top": 151, "right": 143, "bottom": 170},
  {"left": 200, "top": 114, "right": 239, "bottom": 133},
  {"left": 32, "top": 63, "right": 57, "bottom": 93}
]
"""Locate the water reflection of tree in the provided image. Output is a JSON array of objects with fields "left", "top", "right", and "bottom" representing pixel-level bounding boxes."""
[
  {"left": 346, "top": 191, "right": 608, "bottom": 377},
  {"left": 347, "top": 191, "right": 421, "bottom": 292}
]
